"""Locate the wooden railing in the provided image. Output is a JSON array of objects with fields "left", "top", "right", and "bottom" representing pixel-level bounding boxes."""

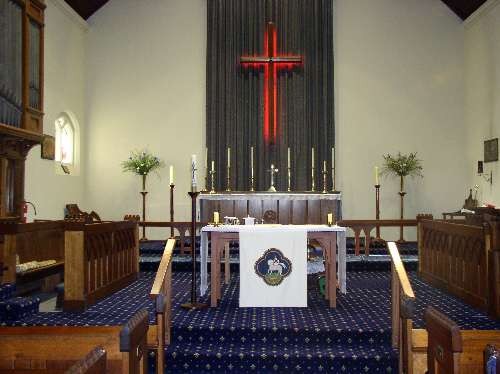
[
  {"left": 418, "top": 219, "right": 495, "bottom": 316},
  {"left": 65, "top": 346, "right": 107, "bottom": 374},
  {"left": 64, "top": 221, "right": 139, "bottom": 311},
  {"left": 149, "top": 238, "right": 175, "bottom": 373},
  {"left": 389, "top": 241, "right": 416, "bottom": 374}
]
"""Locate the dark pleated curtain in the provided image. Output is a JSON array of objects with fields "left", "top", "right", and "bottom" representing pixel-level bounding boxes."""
[
  {"left": 0, "top": 0, "right": 23, "bottom": 128},
  {"left": 206, "top": 0, "right": 334, "bottom": 191}
]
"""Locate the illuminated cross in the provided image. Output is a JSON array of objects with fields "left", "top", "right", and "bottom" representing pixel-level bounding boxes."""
[{"left": 241, "top": 22, "right": 302, "bottom": 145}]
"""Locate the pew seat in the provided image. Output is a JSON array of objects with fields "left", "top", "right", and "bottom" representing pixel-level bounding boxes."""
[{"left": 0, "top": 309, "right": 149, "bottom": 374}]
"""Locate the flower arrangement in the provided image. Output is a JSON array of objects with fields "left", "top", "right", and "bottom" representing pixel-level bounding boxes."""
[
  {"left": 381, "top": 152, "right": 423, "bottom": 178},
  {"left": 122, "top": 150, "right": 164, "bottom": 176},
  {"left": 122, "top": 150, "right": 164, "bottom": 189},
  {"left": 381, "top": 152, "right": 423, "bottom": 191}
]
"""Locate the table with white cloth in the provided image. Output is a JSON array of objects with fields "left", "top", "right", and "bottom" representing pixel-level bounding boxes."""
[{"left": 200, "top": 224, "right": 346, "bottom": 308}]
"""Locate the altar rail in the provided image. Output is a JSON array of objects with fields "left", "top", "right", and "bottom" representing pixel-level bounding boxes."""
[
  {"left": 0, "top": 220, "right": 65, "bottom": 286},
  {"left": 149, "top": 238, "right": 175, "bottom": 373},
  {"left": 418, "top": 219, "right": 500, "bottom": 317},
  {"left": 64, "top": 221, "right": 139, "bottom": 311}
]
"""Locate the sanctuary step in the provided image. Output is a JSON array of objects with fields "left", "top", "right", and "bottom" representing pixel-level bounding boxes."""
[{"left": 138, "top": 239, "right": 419, "bottom": 273}]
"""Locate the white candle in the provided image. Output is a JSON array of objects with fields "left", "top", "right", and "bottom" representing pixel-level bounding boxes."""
[
  {"left": 323, "top": 160, "right": 327, "bottom": 172},
  {"left": 211, "top": 160, "right": 215, "bottom": 172},
  {"left": 287, "top": 147, "right": 291, "bottom": 168},
  {"left": 227, "top": 147, "right": 231, "bottom": 168},
  {"left": 332, "top": 147, "right": 335, "bottom": 169},
  {"left": 375, "top": 166, "right": 379, "bottom": 185},
  {"left": 250, "top": 147, "right": 254, "bottom": 169},
  {"left": 213, "top": 211, "right": 219, "bottom": 224},
  {"left": 191, "top": 154, "right": 197, "bottom": 188},
  {"left": 169, "top": 165, "right": 174, "bottom": 185},
  {"left": 327, "top": 213, "right": 333, "bottom": 225},
  {"left": 312, "top": 147, "right": 315, "bottom": 168}
]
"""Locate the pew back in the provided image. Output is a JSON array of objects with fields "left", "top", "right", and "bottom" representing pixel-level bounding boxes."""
[{"left": 64, "top": 221, "right": 139, "bottom": 311}]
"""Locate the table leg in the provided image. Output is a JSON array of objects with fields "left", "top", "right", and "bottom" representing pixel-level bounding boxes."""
[
  {"left": 330, "top": 233, "right": 337, "bottom": 308},
  {"left": 224, "top": 242, "right": 230, "bottom": 284},
  {"left": 324, "top": 248, "right": 330, "bottom": 300},
  {"left": 211, "top": 235, "right": 220, "bottom": 307}
]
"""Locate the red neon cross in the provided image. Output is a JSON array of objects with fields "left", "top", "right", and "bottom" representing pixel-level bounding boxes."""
[{"left": 241, "top": 22, "right": 302, "bottom": 145}]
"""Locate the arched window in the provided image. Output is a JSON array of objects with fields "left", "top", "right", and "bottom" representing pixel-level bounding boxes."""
[
  {"left": 55, "top": 115, "right": 74, "bottom": 165},
  {"left": 54, "top": 112, "right": 80, "bottom": 176}
]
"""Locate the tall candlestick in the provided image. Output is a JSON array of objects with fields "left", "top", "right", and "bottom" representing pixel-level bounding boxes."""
[
  {"left": 287, "top": 147, "right": 291, "bottom": 168},
  {"left": 227, "top": 147, "right": 231, "bottom": 168},
  {"left": 250, "top": 147, "right": 255, "bottom": 192},
  {"left": 211, "top": 160, "right": 215, "bottom": 172},
  {"left": 191, "top": 154, "right": 197, "bottom": 191},
  {"left": 169, "top": 165, "right": 174, "bottom": 185},
  {"left": 374, "top": 166, "right": 379, "bottom": 185},
  {"left": 332, "top": 147, "right": 335, "bottom": 168}
]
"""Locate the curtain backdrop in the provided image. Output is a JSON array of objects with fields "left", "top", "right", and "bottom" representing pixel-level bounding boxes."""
[{"left": 206, "top": 0, "right": 334, "bottom": 191}]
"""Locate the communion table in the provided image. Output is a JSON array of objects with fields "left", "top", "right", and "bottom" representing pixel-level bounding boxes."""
[
  {"left": 200, "top": 224, "right": 347, "bottom": 308},
  {"left": 199, "top": 192, "right": 342, "bottom": 225}
]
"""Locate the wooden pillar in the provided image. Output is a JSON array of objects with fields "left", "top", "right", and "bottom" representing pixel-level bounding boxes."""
[
  {"left": 64, "top": 228, "right": 85, "bottom": 311},
  {"left": 2, "top": 234, "right": 17, "bottom": 284}
]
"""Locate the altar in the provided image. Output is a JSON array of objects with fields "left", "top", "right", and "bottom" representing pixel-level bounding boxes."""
[
  {"left": 199, "top": 192, "right": 342, "bottom": 225},
  {"left": 200, "top": 224, "right": 346, "bottom": 308}
]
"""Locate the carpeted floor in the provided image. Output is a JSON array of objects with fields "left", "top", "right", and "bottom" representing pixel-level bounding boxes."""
[{"left": 4, "top": 270, "right": 499, "bottom": 373}]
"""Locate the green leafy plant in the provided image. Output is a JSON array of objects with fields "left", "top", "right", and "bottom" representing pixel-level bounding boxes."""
[
  {"left": 122, "top": 150, "right": 164, "bottom": 178},
  {"left": 381, "top": 152, "right": 423, "bottom": 178}
]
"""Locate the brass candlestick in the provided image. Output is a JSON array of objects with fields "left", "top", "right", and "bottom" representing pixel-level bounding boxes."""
[
  {"left": 331, "top": 167, "right": 337, "bottom": 193},
  {"left": 226, "top": 166, "right": 231, "bottom": 192},
  {"left": 209, "top": 170, "right": 216, "bottom": 194},
  {"left": 287, "top": 167, "right": 291, "bottom": 192},
  {"left": 250, "top": 167, "right": 255, "bottom": 192},
  {"left": 169, "top": 183, "right": 175, "bottom": 239},
  {"left": 322, "top": 167, "right": 328, "bottom": 194},
  {"left": 311, "top": 167, "right": 316, "bottom": 192}
]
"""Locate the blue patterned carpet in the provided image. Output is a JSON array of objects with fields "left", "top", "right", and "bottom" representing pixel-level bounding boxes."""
[{"left": 3, "top": 270, "right": 499, "bottom": 373}]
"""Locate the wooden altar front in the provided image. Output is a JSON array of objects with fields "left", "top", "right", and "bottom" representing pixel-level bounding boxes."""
[{"left": 199, "top": 192, "right": 342, "bottom": 225}]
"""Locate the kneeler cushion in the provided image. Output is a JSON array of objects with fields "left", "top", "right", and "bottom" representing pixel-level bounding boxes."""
[{"left": 0, "top": 283, "right": 15, "bottom": 302}]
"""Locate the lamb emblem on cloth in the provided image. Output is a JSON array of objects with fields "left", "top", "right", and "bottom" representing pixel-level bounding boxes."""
[{"left": 254, "top": 248, "right": 292, "bottom": 286}]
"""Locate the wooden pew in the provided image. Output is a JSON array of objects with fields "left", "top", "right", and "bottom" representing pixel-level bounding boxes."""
[
  {"left": 0, "top": 309, "right": 149, "bottom": 373},
  {"left": 0, "top": 221, "right": 64, "bottom": 291},
  {"left": 148, "top": 238, "right": 175, "bottom": 374},
  {"left": 389, "top": 242, "right": 500, "bottom": 374},
  {"left": 64, "top": 220, "right": 139, "bottom": 311},
  {"left": 418, "top": 218, "right": 500, "bottom": 318},
  {"left": 65, "top": 347, "right": 107, "bottom": 374}
]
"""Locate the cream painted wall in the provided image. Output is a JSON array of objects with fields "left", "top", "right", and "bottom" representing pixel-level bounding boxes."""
[
  {"left": 464, "top": 0, "right": 500, "bottom": 206},
  {"left": 25, "top": 0, "right": 88, "bottom": 220},
  {"left": 335, "top": 0, "right": 466, "bottom": 239},
  {"left": 82, "top": 0, "right": 467, "bottom": 240},
  {"left": 85, "top": 0, "right": 206, "bottom": 235}
]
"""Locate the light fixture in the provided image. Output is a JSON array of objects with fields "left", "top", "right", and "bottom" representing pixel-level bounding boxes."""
[{"left": 477, "top": 161, "right": 492, "bottom": 185}]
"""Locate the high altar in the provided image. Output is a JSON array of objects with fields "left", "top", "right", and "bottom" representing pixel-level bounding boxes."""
[{"left": 199, "top": 192, "right": 342, "bottom": 224}]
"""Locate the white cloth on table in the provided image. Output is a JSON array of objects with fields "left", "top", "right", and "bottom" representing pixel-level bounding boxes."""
[
  {"left": 239, "top": 226, "right": 307, "bottom": 307},
  {"left": 199, "top": 224, "right": 347, "bottom": 297}
]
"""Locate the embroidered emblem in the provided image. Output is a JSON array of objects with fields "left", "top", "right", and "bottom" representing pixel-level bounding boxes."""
[{"left": 254, "top": 248, "right": 292, "bottom": 286}]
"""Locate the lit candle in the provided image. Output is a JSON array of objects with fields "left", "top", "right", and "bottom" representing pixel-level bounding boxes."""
[
  {"left": 227, "top": 147, "right": 231, "bottom": 168},
  {"left": 250, "top": 147, "right": 254, "bottom": 169},
  {"left": 332, "top": 147, "right": 335, "bottom": 169},
  {"left": 323, "top": 160, "right": 327, "bottom": 172},
  {"left": 211, "top": 160, "right": 215, "bottom": 172},
  {"left": 312, "top": 147, "right": 315, "bottom": 168},
  {"left": 375, "top": 166, "right": 379, "bottom": 185},
  {"left": 213, "top": 211, "right": 219, "bottom": 224},
  {"left": 191, "top": 154, "right": 197, "bottom": 188},
  {"left": 327, "top": 213, "right": 333, "bottom": 226},
  {"left": 169, "top": 165, "right": 174, "bottom": 185}
]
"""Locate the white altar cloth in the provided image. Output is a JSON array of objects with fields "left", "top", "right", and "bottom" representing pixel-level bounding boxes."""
[
  {"left": 200, "top": 224, "right": 347, "bottom": 297},
  {"left": 240, "top": 227, "right": 307, "bottom": 307}
]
